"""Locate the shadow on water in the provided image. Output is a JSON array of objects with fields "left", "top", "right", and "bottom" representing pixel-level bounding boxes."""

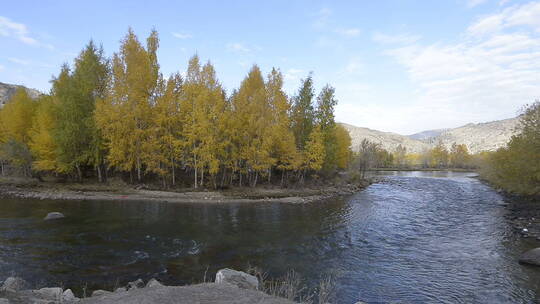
[{"left": 0, "top": 171, "right": 539, "bottom": 303}]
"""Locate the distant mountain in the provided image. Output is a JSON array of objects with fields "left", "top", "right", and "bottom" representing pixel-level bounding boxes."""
[
  {"left": 408, "top": 129, "right": 448, "bottom": 141},
  {"left": 340, "top": 123, "right": 431, "bottom": 154},
  {"left": 342, "top": 117, "right": 520, "bottom": 154},
  {"left": 0, "top": 82, "right": 41, "bottom": 107}
]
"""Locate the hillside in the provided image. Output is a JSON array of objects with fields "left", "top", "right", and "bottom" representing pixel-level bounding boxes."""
[
  {"left": 342, "top": 117, "right": 520, "bottom": 154},
  {"left": 340, "top": 123, "right": 431, "bottom": 154},
  {"left": 0, "top": 82, "right": 41, "bottom": 107}
]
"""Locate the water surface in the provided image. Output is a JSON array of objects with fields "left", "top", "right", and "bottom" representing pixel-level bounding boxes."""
[{"left": 1, "top": 171, "right": 539, "bottom": 303}]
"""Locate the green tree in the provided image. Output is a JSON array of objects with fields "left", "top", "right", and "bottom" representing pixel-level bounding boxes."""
[
  {"left": 291, "top": 74, "right": 315, "bottom": 151},
  {"left": 54, "top": 41, "right": 109, "bottom": 181}
]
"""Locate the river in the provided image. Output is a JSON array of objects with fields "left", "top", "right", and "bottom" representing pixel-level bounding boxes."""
[{"left": 0, "top": 171, "right": 539, "bottom": 303}]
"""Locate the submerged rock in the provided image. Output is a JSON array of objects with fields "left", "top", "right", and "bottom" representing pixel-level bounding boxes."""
[
  {"left": 215, "top": 268, "right": 259, "bottom": 290},
  {"left": 44, "top": 212, "right": 65, "bottom": 221},
  {"left": 519, "top": 247, "right": 540, "bottom": 266},
  {"left": 1, "top": 277, "right": 27, "bottom": 292}
]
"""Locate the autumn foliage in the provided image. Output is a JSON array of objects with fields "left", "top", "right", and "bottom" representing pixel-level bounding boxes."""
[{"left": 0, "top": 29, "right": 352, "bottom": 188}]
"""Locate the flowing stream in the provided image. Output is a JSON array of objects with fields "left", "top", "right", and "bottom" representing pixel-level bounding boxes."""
[{"left": 0, "top": 171, "right": 539, "bottom": 303}]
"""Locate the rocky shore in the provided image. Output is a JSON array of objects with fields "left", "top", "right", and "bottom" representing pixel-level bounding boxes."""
[
  {"left": 0, "top": 269, "right": 295, "bottom": 304},
  {"left": 0, "top": 178, "right": 376, "bottom": 204}
]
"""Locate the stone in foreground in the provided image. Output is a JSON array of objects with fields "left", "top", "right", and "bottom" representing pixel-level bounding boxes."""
[
  {"left": 519, "top": 247, "right": 540, "bottom": 266},
  {"left": 34, "top": 287, "right": 63, "bottom": 301},
  {"left": 81, "top": 283, "right": 293, "bottom": 304},
  {"left": 1, "top": 277, "right": 27, "bottom": 292},
  {"left": 44, "top": 212, "right": 65, "bottom": 221},
  {"left": 215, "top": 268, "right": 259, "bottom": 290}
]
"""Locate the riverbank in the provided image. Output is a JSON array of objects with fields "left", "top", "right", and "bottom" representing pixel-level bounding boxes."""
[
  {"left": 368, "top": 167, "right": 475, "bottom": 172},
  {"left": 0, "top": 176, "right": 376, "bottom": 204},
  {"left": 0, "top": 269, "right": 296, "bottom": 304}
]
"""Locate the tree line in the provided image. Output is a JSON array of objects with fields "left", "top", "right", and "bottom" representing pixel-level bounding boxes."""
[
  {"left": 352, "top": 139, "right": 477, "bottom": 177},
  {"left": 0, "top": 29, "right": 352, "bottom": 188},
  {"left": 481, "top": 101, "right": 539, "bottom": 196}
]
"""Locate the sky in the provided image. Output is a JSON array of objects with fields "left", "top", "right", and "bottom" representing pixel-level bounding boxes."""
[{"left": 1, "top": 0, "right": 539, "bottom": 134}]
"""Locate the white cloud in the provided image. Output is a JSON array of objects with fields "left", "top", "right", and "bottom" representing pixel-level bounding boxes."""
[
  {"left": 0, "top": 16, "right": 52, "bottom": 49},
  {"left": 336, "top": 28, "right": 361, "bottom": 37},
  {"left": 8, "top": 57, "right": 30, "bottom": 65},
  {"left": 376, "top": 2, "right": 540, "bottom": 132},
  {"left": 284, "top": 68, "right": 304, "bottom": 81},
  {"left": 467, "top": 0, "right": 488, "bottom": 8},
  {"left": 313, "top": 8, "right": 332, "bottom": 28},
  {"left": 372, "top": 32, "right": 421, "bottom": 44},
  {"left": 172, "top": 32, "right": 192, "bottom": 39},
  {"left": 467, "top": 1, "right": 540, "bottom": 36},
  {"left": 226, "top": 42, "right": 251, "bottom": 53}
]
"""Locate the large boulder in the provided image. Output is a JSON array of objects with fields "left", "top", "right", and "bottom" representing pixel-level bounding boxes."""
[
  {"left": 215, "top": 268, "right": 259, "bottom": 290},
  {"left": 63, "top": 289, "right": 79, "bottom": 302},
  {"left": 145, "top": 278, "right": 163, "bottom": 288},
  {"left": 1, "top": 277, "right": 27, "bottom": 292},
  {"left": 519, "top": 247, "right": 540, "bottom": 266},
  {"left": 44, "top": 212, "right": 65, "bottom": 221},
  {"left": 127, "top": 279, "right": 145, "bottom": 290},
  {"left": 91, "top": 290, "right": 111, "bottom": 297},
  {"left": 34, "top": 287, "right": 63, "bottom": 301}
]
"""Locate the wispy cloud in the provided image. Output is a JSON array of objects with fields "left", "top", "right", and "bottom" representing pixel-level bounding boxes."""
[
  {"left": 0, "top": 16, "right": 53, "bottom": 49},
  {"left": 0, "top": 64, "right": 4, "bottom": 71},
  {"left": 8, "top": 57, "right": 30, "bottom": 65},
  {"left": 284, "top": 68, "right": 304, "bottom": 81},
  {"left": 336, "top": 28, "right": 361, "bottom": 37},
  {"left": 226, "top": 42, "right": 251, "bottom": 53},
  {"left": 467, "top": 0, "right": 488, "bottom": 8},
  {"left": 467, "top": 1, "right": 540, "bottom": 36},
  {"left": 377, "top": 1, "right": 540, "bottom": 131},
  {"left": 372, "top": 32, "right": 421, "bottom": 44},
  {"left": 313, "top": 8, "right": 332, "bottom": 28},
  {"left": 172, "top": 32, "right": 192, "bottom": 39}
]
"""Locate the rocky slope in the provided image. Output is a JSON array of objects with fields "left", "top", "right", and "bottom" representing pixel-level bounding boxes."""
[
  {"left": 0, "top": 82, "right": 41, "bottom": 107},
  {"left": 342, "top": 116, "right": 520, "bottom": 154}
]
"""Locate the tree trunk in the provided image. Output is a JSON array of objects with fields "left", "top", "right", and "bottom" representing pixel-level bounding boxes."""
[
  {"left": 97, "top": 165, "right": 102, "bottom": 183},
  {"left": 171, "top": 158, "right": 176, "bottom": 186},
  {"left": 194, "top": 156, "right": 198, "bottom": 189},
  {"left": 76, "top": 164, "right": 82, "bottom": 183},
  {"left": 137, "top": 158, "right": 142, "bottom": 182}
]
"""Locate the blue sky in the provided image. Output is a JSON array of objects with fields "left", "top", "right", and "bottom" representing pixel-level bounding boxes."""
[{"left": 1, "top": 0, "right": 539, "bottom": 134}]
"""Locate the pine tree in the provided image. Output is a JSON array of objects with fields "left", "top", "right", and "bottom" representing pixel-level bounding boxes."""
[
  {"left": 315, "top": 84, "right": 338, "bottom": 172},
  {"left": 291, "top": 74, "right": 315, "bottom": 151},
  {"left": 54, "top": 41, "right": 109, "bottom": 181}
]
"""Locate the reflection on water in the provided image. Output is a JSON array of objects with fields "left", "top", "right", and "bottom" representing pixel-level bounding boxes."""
[{"left": 0, "top": 171, "right": 539, "bottom": 303}]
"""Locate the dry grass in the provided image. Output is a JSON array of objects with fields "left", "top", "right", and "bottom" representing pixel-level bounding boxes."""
[{"left": 246, "top": 266, "right": 336, "bottom": 304}]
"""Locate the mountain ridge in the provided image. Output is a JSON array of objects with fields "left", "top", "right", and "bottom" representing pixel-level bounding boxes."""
[
  {"left": 0, "top": 82, "right": 41, "bottom": 107},
  {"left": 341, "top": 116, "right": 520, "bottom": 154}
]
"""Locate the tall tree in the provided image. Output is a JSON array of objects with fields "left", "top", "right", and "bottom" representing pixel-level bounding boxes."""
[
  {"left": 29, "top": 95, "right": 59, "bottom": 172},
  {"left": 315, "top": 84, "right": 338, "bottom": 172},
  {"left": 54, "top": 41, "right": 109, "bottom": 181},
  {"left": 291, "top": 74, "right": 315, "bottom": 151},
  {"left": 95, "top": 28, "right": 159, "bottom": 182}
]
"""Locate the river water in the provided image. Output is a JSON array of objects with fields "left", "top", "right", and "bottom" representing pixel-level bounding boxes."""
[{"left": 0, "top": 171, "right": 539, "bottom": 303}]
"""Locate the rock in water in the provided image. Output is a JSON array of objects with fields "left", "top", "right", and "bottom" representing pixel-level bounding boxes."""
[
  {"left": 519, "top": 247, "right": 540, "bottom": 266},
  {"left": 215, "top": 268, "right": 259, "bottom": 290},
  {"left": 1, "top": 277, "right": 27, "bottom": 292},
  {"left": 0, "top": 298, "right": 9, "bottom": 304},
  {"left": 44, "top": 212, "right": 65, "bottom": 221}
]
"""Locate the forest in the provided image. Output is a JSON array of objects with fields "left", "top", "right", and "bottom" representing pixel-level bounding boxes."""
[{"left": 0, "top": 29, "right": 352, "bottom": 189}]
